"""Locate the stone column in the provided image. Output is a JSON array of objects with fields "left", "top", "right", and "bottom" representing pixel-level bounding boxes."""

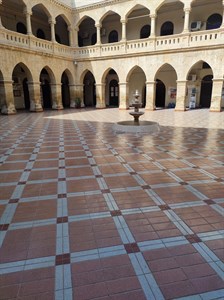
[
  {"left": 145, "top": 81, "right": 156, "bottom": 110},
  {"left": 175, "top": 80, "right": 187, "bottom": 111},
  {"left": 68, "top": 26, "right": 73, "bottom": 46},
  {"left": 49, "top": 18, "right": 56, "bottom": 42},
  {"left": 210, "top": 79, "right": 223, "bottom": 112},
  {"left": 95, "top": 83, "right": 106, "bottom": 108},
  {"left": 150, "top": 14, "right": 157, "bottom": 37},
  {"left": 28, "top": 81, "right": 43, "bottom": 112},
  {"left": 1, "top": 80, "right": 16, "bottom": 115},
  {"left": 183, "top": 8, "right": 191, "bottom": 33},
  {"left": 119, "top": 82, "right": 129, "bottom": 109},
  {"left": 24, "top": 9, "right": 32, "bottom": 35},
  {"left": 96, "top": 24, "right": 101, "bottom": 45},
  {"left": 51, "top": 83, "right": 63, "bottom": 110},
  {"left": 121, "top": 19, "right": 127, "bottom": 41},
  {"left": 222, "top": 1, "right": 224, "bottom": 28},
  {"left": 69, "top": 84, "right": 84, "bottom": 107},
  {"left": 73, "top": 26, "right": 79, "bottom": 47}
]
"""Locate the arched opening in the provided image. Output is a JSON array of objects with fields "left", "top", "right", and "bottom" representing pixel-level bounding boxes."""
[
  {"left": 160, "top": 21, "right": 174, "bottom": 36},
  {"left": 83, "top": 71, "right": 96, "bottom": 107},
  {"left": 1, "top": 0, "right": 26, "bottom": 32},
  {"left": 126, "top": 5, "right": 150, "bottom": 41},
  {"left": 140, "top": 25, "right": 151, "bottom": 39},
  {"left": 40, "top": 69, "right": 52, "bottom": 109},
  {"left": 16, "top": 22, "right": 27, "bottom": 34},
  {"left": 155, "top": 80, "right": 166, "bottom": 108},
  {"left": 154, "top": 64, "right": 177, "bottom": 108},
  {"left": 187, "top": 61, "right": 213, "bottom": 109},
  {"left": 32, "top": 4, "right": 50, "bottom": 41},
  {"left": 206, "top": 13, "right": 222, "bottom": 30},
  {"left": 78, "top": 17, "right": 96, "bottom": 47},
  {"left": 101, "top": 11, "right": 121, "bottom": 44},
  {"left": 200, "top": 75, "right": 213, "bottom": 108},
  {"left": 55, "top": 15, "right": 70, "bottom": 46},
  {"left": 61, "top": 72, "right": 70, "bottom": 108},
  {"left": 12, "top": 63, "right": 33, "bottom": 110},
  {"left": 127, "top": 66, "right": 146, "bottom": 106},
  {"left": 37, "top": 28, "right": 46, "bottom": 40},
  {"left": 22, "top": 78, "right": 30, "bottom": 110},
  {"left": 108, "top": 30, "right": 118, "bottom": 43}
]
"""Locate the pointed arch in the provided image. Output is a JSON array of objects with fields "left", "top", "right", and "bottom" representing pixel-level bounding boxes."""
[
  {"left": 99, "top": 10, "right": 121, "bottom": 23},
  {"left": 125, "top": 4, "right": 150, "bottom": 18}
]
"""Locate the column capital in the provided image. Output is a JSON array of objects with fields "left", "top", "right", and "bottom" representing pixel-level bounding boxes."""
[
  {"left": 150, "top": 13, "right": 157, "bottom": 19},
  {"left": 184, "top": 7, "right": 191, "bottom": 13},
  {"left": 95, "top": 23, "right": 102, "bottom": 28},
  {"left": 146, "top": 81, "right": 156, "bottom": 85},
  {"left": 176, "top": 80, "right": 188, "bottom": 84},
  {"left": 68, "top": 25, "right": 73, "bottom": 32},
  {"left": 48, "top": 18, "right": 56, "bottom": 25},
  {"left": 121, "top": 19, "right": 127, "bottom": 24},
  {"left": 23, "top": 8, "right": 32, "bottom": 16},
  {"left": 212, "top": 78, "right": 224, "bottom": 82}
]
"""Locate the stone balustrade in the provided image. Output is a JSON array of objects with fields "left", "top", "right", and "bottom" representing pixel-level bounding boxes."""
[{"left": 0, "top": 27, "right": 223, "bottom": 60}]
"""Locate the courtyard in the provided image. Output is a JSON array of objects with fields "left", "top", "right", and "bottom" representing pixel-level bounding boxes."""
[{"left": 0, "top": 108, "right": 224, "bottom": 299}]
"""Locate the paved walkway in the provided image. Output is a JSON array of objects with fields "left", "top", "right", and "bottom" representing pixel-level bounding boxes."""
[{"left": 0, "top": 108, "right": 224, "bottom": 300}]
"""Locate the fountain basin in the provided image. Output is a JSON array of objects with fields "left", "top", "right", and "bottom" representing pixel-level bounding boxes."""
[{"left": 112, "top": 120, "right": 160, "bottom": 134}]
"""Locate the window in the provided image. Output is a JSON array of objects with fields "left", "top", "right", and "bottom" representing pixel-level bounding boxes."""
[
  {"left": 206, "top": 14, "right": 222, "bottom": 30},
  {"left": 140, "top": 25, "right": 151, "bottom": 39},
  {"left": 37, "top": 29, "right": 45, "bottom": 39},
  {"left": 16, "top": 22, "right": 27, "bottom": 34},
  {"left": 160, "top": 21, "right": 174, "bottom": 36},
  {"left": 108, "top": 30, "right": 118, "bottom": 43}
]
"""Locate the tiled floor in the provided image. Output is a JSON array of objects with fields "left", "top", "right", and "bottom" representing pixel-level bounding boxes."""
[{"left": 0, "top": 108, "right": 224, "bottom": 300}]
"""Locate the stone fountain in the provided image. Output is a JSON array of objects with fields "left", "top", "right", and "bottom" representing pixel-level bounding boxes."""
[{"left": 112, "top": 90, "right": 160, "bottom": 134}]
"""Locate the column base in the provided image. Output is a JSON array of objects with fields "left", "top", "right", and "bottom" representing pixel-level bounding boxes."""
[
  {"left": 210, "top": 108, "right": 221, "bottom": 112},
  {"left": 1, "top": 104, "right": 16, "bottom": 115}
]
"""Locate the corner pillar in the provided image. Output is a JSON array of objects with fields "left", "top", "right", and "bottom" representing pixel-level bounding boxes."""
[
  {"left": 150, "top": 14, "right": 157, "bottom": 37},
  {"left": 49, "top": 18, "right": 56, "bottom": 42},
  {"left": 28, "top": 82, "right": 43, "bottom": 112},
  {"left": 0, "top": 80, "right": 16, "bottom": 115},
  {"left": 175, "top": 80, "right": 187, "bottom": 111},
  {"left": 69, "top": 84, "right": 84, "bottom": 108},
  {"left": 51, "top": 83, "right": 63, "bottom": 110},
  {"left": 119, "top": 82, "right": 129, "bottom": 109},
  {"left": 145, "top": 81, "right": 156, "bottom": 110},
  {"left": 210, "top": 78, "right": 223, "bottom": 112},
  {"left": 95, "top": 83, "right": 106, "bottom": 108}
]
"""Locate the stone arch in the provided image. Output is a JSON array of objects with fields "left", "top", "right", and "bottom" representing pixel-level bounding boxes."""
[
  {"left": 100, "top": 11, "right": 121, "bottom": 44},
  {"left": 154, "top": 63, "right": 177, "bottom": 108},
  {"left": 81, "top": 70, "right": 96, "bottom": 107},
  {"left": 55, "top": 14, "right": 70, "bottom": 45},
  {"left": 125, "top": 4, "right": 151, "bottom": 40},
  {"left": 126, "top": 65, "right": 147, "bottom": 105},
  {"left": 61, "top": 69, "right": 73, "bottom": 108},
  {"left": 11, "top": 62, "right": 33, "bottom": 110},
  {"left": 102, "top": 68, "right": 120, "bottom": 107},
  {"left": 31, "top": 4, "right": 52, "bottom": 41},
  {"left": 99, "top": 10, "right": 121, "bottom": 24},
  {"left": 187, "top": 60, "right": 214, "bottom": 108},
  {"left": 77, "top": 16, "right": 96, "bottom": 47},
  {"left": 39, "top": 66, "right": 55, "bottom": 109},
  {"left": 1, "top": 0, "right": 26, "bottom": 32}
]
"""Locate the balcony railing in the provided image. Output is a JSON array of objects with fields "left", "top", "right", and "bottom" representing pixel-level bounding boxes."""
[{"left": 0, "top": 27, "right": 223, "bottom": 61}]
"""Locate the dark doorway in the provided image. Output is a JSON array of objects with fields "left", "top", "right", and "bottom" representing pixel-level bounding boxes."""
[
  {"left": 83, "top": 72, "right": 96, "bottom": 107},
  {"left": 61, "top": 73, "right": 70, "bottom": 108},
  {"left": 108, "top": 30, "right": 118, "bottom": 43},
  {"left": 109, "top": 80, "right": 119, "bottom": 107},
  {"left": 37, "top": 28, "right": 45, "bottom": 39},
  {"left": 206, "top": 14, "right": 222, "bottom": 30},
  {"left": 155, "top": 79, "right": 166, "bottom": 107},
  {"left": 42, "top": 80, "right": 52, "bottom": 109},
  {"left": 160, "top": 21, "right": 174, "bottom": 36},
  {"left": 17, "top": 22, "right": 27, "bottom": 34},
  {"left": 200, "top": 75, "right": 213, "bottom": 108},
  {"left": 23, "top": 78, "right": 30, "bottom": 110},
  {"left": 140, "top": 25, "right": 151, "bottom": 39}
]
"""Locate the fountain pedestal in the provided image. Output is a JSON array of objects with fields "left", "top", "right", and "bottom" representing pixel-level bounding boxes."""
[{"left": 112, "top": 90, "right": 160, "bottom": 134}]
